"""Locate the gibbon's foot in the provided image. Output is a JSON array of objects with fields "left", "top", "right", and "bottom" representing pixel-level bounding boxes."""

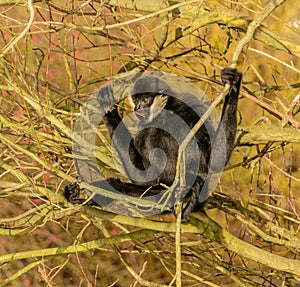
[
  {"left": 172, "top": 202, "right": 206, "bottom": 221},
  {"left": 64, "top": 182, "right": 93, "bottom": 205}
]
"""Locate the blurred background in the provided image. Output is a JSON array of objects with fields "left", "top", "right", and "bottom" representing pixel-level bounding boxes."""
[{"left": 0, "top": 0, "right": 299, "bottom": 286}]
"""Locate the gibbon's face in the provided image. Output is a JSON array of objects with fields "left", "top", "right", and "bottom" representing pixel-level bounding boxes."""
[{"left": 131, "top": 93, "right": 168, "bottom": 123}]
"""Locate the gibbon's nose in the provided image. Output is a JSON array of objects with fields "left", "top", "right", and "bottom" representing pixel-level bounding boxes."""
[{"left": 134, "top": 103, "right": 141, "bottom": 111}]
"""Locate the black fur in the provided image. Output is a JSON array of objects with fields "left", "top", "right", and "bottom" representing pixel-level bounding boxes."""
[{"left": 64, "top": 68, "right": 242, "bottom": 219}]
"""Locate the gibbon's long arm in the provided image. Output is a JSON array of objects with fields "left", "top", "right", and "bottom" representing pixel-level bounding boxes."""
[
  {"left": 97, "top": 86, "right": 146, "bottom": 175},
  {"left": 217, "top": 68, "right": 242, "bottom": 163},
  {"left": 182, "top": 68, "right": 242, "bottom": 217}
]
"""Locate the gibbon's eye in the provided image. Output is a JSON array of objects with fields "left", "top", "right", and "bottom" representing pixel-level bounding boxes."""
[{"left": 143, "top": 97, "right": 151, "bottom": 104}]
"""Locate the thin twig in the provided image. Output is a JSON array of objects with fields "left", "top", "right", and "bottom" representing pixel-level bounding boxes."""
[
  {"left": 0, "top": 0, "right": 34, "bottom": 58},
  {"left": 173, "top": 0, "right": 287, "bottom": 192}
]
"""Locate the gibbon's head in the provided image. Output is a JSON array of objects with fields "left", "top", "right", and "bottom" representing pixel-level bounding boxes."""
[{"left": 131, "top": 76, "right": 171, "bottom": 123}]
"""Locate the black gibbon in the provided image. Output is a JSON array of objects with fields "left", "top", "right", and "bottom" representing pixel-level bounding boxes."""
[{"left": 65, "top": 68, "right": 242, "bottom": 219}]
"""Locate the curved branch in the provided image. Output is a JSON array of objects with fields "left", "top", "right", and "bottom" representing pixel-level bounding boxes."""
[
  {"left": 0, "top": 228, "right": 157, "bottom": 265},
  {"left": 0, "top": 0, "right": 34, "bottom": 58},
  {"left": 230, "top": 0, "right": 287, "bottom": 67},
  {"left": 79, "top": 207, "right": 300, "bottom": 278}
]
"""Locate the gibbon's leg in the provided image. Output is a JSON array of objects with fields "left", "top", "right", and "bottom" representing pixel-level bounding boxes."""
[
  {"left": 64, "top": 178, "right": 167, "bottom": 207},
  {"left": 106, "top": 178, "right": 165, "bottom": 195},
  {"left": 91, "top": 178, "right": 166, "bottom": 205},
  {"left": 64, "top": 179, "right": 166, "bottom": 207},
  {"left": 178, "top": 176, "right": 205, "bottom": 220}
]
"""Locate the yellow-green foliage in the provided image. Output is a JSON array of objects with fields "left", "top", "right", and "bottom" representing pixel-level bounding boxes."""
[{"left": 0, "top": 0, "right": 299, "bottom": 286}]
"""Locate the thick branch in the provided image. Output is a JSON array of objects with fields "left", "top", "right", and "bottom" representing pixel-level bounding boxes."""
[{"left": 79, "top": 207, "right": 300, "bottom": 278}]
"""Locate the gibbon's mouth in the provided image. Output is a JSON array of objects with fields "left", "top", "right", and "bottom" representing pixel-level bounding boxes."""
[{"left": 135, "top": 109, "right": 151, "bottom": 121}]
